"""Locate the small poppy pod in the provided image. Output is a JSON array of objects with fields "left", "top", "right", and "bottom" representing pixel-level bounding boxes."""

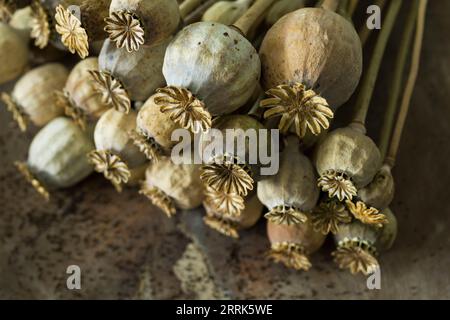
[
  {"left": 258, "top": 135, "right": 319, "bottom": 226},
  {"left": 334, "top": 207, "right": 398, "bottom": 275},
  {"left": 202, "top": 0, "right": 252, "bottom": 25},
  {"left": 54, "top": 0, "right": 110, "bottom": 59},
  {"left": 203, "top": 193, "right": 263, "bottom": 239},
  {"left": 200, "top": 115, "right": 270, "bottom": 200},
  {"left": 15, "top": 117, "right": 95, "bottom": 201},
  {"left": 105, "top": 0, "right": 180, "bottom": 52},
  {"left": 89, "top": 108, "right": 147, "bottom": 192},
  {"left": 55, "top": 57, "right": 109, "bottom": 131},
  {"left": 132, "top": 92, "right": 182, "bottom": 162},
  {"left": 29, "top": 0, "right": 82, "bottom": 50},
  {"left": 259, "top": 7, "right": 362, "bottom": 139},
  {"left": 0, "top": 23, "right": 28, "bottom": 85},
  {"left": 358, "top": 164, "right": 395, "bottom": 211},
  {"left": 89, "top": 37, "right": 168, "bottom": 115},
  {"left": 267, "top": 215, "right": 326, "bottom": 271},
  {"left": 160, "top": 22, "right": 261, "bottom": 133},
  {"left": 140, "top": 157, "right": 204, "bottom": 218},
  {"left": 1, "top": 63, "right": 69, "bottom": 132},
  {"left": 315, "top": 126, "right": 382, "bottom": 202},
  {"left": 9, "top": 6, "right": 33, "bottom": 39}
]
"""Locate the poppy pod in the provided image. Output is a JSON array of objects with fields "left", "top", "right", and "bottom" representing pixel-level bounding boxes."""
[
  {"left": 358, "top": 164, "right": 395, "bottom": 211},
  {"left": 159, "top": 22, "right": 261, "bottom": 133},
  {"left": 15, "top": 117, "right": 95, "bottom": 200},
  {"left": 259, "top": 7, "right": 362, "bottom": 139},
  {"left": 267, "top": 215, "right": 326, "bottom": 271},
  {"left": 105, "top": 0, "right": 180, "bottom": 52},
  {"left": 0, "top": 23, "right": 28, "bottom": 85},
  {"left": 89, "top": 108, "right": 147, "bottom": 191},
  {"left": 1, "top": 63, "right": 69, "bottom": 132},
  {"left": 315, "top": 125, "right": 382, "bottom": 202},
  {"left": 89, "top": 37, "right": 168, "bottom": 115},
  {"left": 54, "top": 0, "right": 110, "bottom": 58},
  {"left": 55, "top": 57, "right": 109, "bottom": 130},
  {"left": 332, "top": 207, "right": 397, "bottom": 276},
  {"left": 140, "top": 157, "right": 204, "bottom": 218},
  {"left": 203, "top": 192, "right": 263, "bottom": 239},
  {"left": 200, "top": 115, "right": 270, "bottom": 201},
  {"left": 29, "top": 0, "right": 82, "bottom": 50},
  {"left": 258, "top": 136, "right": 319, "bottom": 226}
]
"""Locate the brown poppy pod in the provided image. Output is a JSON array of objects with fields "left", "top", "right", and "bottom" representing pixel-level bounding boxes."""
[
  {"left": 105, "top": 0, "right": 181, "bottom": 52},
  {"left": 258, "top": 136, "right": 319, "bottom": 226},
  {"left": 0, "top": 23, "right": 28, "bottom": 85},
  {"left": 89, "top": 37, "right": 168, "bottom": 115},
  {"left": 267, "top": 216, "right": 326, "bottom": 271},
  {"left": 89, "top": 108, "right": 147, "bottom": 192},
  {"left": 54, "top": 0, "right": 110, "bottom": 58},
  {"left": 259, "top": 7, "right": 362, "bottom": 139},
  {"left": 15, "top": 117, "right": 95, "bottom": 201},
  {"left": 140, "top": 157, "right": 204, "bottom": 218},
  {"left": 55, "top": 57, "right": 110, "bottom": 130},
  {"left": 1, "top": 63, "right": 68, "bottom": 132}
]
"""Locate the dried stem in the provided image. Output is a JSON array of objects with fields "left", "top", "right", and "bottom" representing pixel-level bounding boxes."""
[
  {"left": 359, "top": 0, "right": 387, "bottom": 47},
  {"left": 347, "top": 0, "right": 359, "bottom": 17},
  {"left": 319, "top": 0, "right": 340, "bottom": 12},
  {"left": 385, "top": 0, "right": 427, "bottom": 168},
  {"left": 337, "top": 0, "right": 349, "bottom": 16},
  {"left": 183, "top": 0, "right": 219, "bottom": 24},
  {"left": 179, "top": 0, "right": 203, "bottom": 18},
  {"left": 379, "top": 0, "right": 419, "bottom": 160},
  {"left": 233, "top": 0, "right": 276, "bottom": 38},
  {"left": 352, "top": 0, "right": 402, "bottom": 131}
]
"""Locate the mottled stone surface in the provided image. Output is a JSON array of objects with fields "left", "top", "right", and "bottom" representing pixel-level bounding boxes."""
[{"left": 1, "top": 1, "right": 449, "bottom": 299}]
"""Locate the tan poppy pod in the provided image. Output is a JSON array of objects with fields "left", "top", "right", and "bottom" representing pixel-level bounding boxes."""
[
  {"left": 1, "top": 63, "right": 68, "bottom": 132},
  {"left": 0, "top": 23, "right": 28, "bottom": 85},
  {"left": 265, "top": 0, "right": 305, "bottom": 26},
  {"left": 89, "top": 37, "right": 168, "bottom": 115},
  {"left": 315, "top": 126, "right": 382, "bottom": 202},
  {"left": 267, "top": 215, "right": 326, "bottom": 271},
  {"left": 160, "top": 22, "right": 261, "bottom": 133},
  {"left": 15, "top": 117, "right": 95, "bottom": 201},
  {"left": 258, "top": 136, "right": 319, "bottom": 226},
  {"left": 53, "top": 0, "right": 110, "bottom": 59},
  {"left": 140, "top": 157, "right": 204, "bottom": 218},
  {"left": 28, "top": 0, "right": 83, "bottom": 50},
  {"left": 259, "top": 7, "right": 362, "bottom": 139},
  {"left": 202, "top": 0, "right": 252, "bottom": 25},
  {"left": 9, "top": 5, "right": 32, "bottom": 39},
  {"left": 200, "top": 115, "right": 270, "bottom": 201},
  {"left": 105, "top": 0, "right": 180, "bottom": 52},
  {"left": 55, "top": 57, "right": 109, "bottom": 130},
  {"left": 332, "top": 210, "right": 396, "bottom": 276},
  {"left": 358, "top": 164, "right": 395, "bottom": 211},
  {"left": 89, "top": 108, "right": 147, "bottom": 192},
  {"left": 203, "top": 193, "right": 263, "bottom": 239}
]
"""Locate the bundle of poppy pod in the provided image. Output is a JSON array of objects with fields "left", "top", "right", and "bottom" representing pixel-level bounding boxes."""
[{"left": 1, "top": 0, "right": 428, "bottom": 277}]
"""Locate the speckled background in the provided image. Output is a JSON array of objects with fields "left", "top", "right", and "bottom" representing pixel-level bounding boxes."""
[{"left": 0, "top": 1, "right": 449, "bottom": 299}]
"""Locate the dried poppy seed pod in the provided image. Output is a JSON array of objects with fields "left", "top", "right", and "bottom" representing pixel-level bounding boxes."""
[
  {"left": 258, "top": 136, "right": 319, "bottom": 226},
  {"left": 311, "top": 198, "right": 352, "bottom": 235},
  {"left": 267, "top": 215, "right": 326, "bottom": 271},
  {"left": 315, "top": 126, "right": 382, "bottom": 202},
  {"left": 15, "top": 117, "right": 95, "bottom": 200},
  {"left": 140, "top": 157, "right": 204, "bottom": 218},
  {"left": 203, "top": 193, "right": 263, "bottom": 239},
  {"left": 265, "top": 0, "right": 305, "bottom": 26},
  {"left": 29, "top": 0, "right": 82, "bottom": 50},
  {"left": 54, "top": 0, "right": 110, "bottom": 59},
  {"left": 9, "top": 6, "right": 33, "bottom": 39},
  {"left": 376, "top": 207, "right": 397, "bottom": 252},
  {"left": 202, "top": 0, "right": 252, "bottom": 25},
  {"left": 259, "top": 7, "right": 362, "bottom": 139},
  {"left": 200, "top": 115, "right": 270, "bottom": 199},
  {"left": 0, "top": 23, "right": 28, "bottom": 85},
  {"left": 160, "top": 22, "right": 261, "bottom": 132},
  {"left": 358, "top": 164, "right": 395, "bottom": 210},
  {"left": 1, "top": 63, "right": 68, "bottom": 132},
  {"left": 105, "top": 0, "right": 180, "bottom": 52},
  {"left": 89, "top": 37, "right": 168, "bottom": 114},
  {"left": 90, "top": 108, "right": 147, "bottom": 192},
  {"left": 55, "top": 57, "right": 109, "bottom": 130}
]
